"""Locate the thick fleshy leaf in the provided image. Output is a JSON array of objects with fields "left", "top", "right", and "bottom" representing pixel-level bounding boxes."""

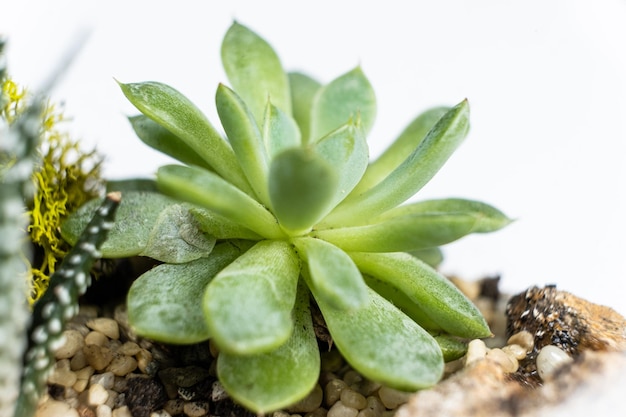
[
  {"left": 157, "top": 165, "right": 284, "bottom": 239},
  {"left": 60, "top": 191, "right": 175, "bottom": 258},
  {"left": 217, "top": 281, "right": 319, "bottom": 413},
  {"left": 189, "top": 207, "right": 262, "bottom": 240},
  {"left": 117, "top": 80, "right": 251, "bottom": 193},
  {"left": 127, "top": 242, "right": 247, "bottom": 343},
  {"left": 311, "top": 285, "right": 444, "bottom": 390},
  {"left": 262, "top": 100, "right": 301, "bottom": 158},
  {"left": 128, "top": 115, "right": 212, "bottom": 170},
  {"left": 313, "top": 119, "right": 368, "bottom": 208},
  {"left": 350, "top": 251, "right": 491, "bottom": 338},
  {"left": 433, "top": 334, "right": 468, "bottom": 362},
  {"left": 268, "top": 148, "right": 338, "bottom": 235},
  {"left": 203, "top": 240, "right": 301, "bottom": 354},
  {"left": 140, "top": 204, "right": 216, "bottom": 263},
  {"left": 409, "top": 247, "right": 444, "bottom": 268},
  {"left": 221, "top": 22, "right": 291, "bottom": 124},
  {"left": 323, "top": 100, "right": 470, "bottom": 227},
  {"left": 315, "top": 199, "right": 511, "bottom": 252},
  {"left": 353, "top": 107, "right": 449, "bottom": 194},
  {"left": 216, "top": 84, "right": 270, "bottom": 205},
  {"left": 288, "top": 72, "right": 321, "bottom": 144},
  {"left": 293, "top": 237, "right": 368, "bottom": 310},
  {"left": 310, "top": 67, "right": 376, "bottom": 141}
]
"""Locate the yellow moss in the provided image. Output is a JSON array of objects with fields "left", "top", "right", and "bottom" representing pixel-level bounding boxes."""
[{"left": 1, "top": 77, "right": 104, "bottom": 304}]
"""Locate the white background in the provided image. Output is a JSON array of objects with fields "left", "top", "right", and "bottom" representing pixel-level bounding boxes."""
[{"left": 2, "top": 0, "right": 625, "bottom": 316}]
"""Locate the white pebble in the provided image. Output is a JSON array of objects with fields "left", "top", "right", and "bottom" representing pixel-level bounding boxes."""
[
  {"left": 507, "top": 331, "right": 534, "bottom": 352},
  {"left": 536, "top": 345, "right": 573, "bottom": 381},
  {"left": 88, "top": 383, "right": 109, "bottom": 406},
  {"left": 465, "top": 339, "right": 488, "bottom": 365},
  {"left": 96, "top": 404, "right": 112, "bottom": 417},
  {"left": 111, "top": 406, "right": 132, "bottom": 417},
  {"left": 377, "top": 386, "right": 412, "bottom": 409},
  {"left": 54, "top": 330, "right": 84, "bottom": 359},
  {"left": 35, "top": 399, "right": 80, "bottom": 417},
  {"left": 86, "top": 318, "right": 120, "bottom": 340},
  {"left": 328, "top": 401, "right": 358, "bottom": 417}
]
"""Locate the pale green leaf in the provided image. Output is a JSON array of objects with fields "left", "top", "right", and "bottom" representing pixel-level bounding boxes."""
[
  {"left": 128, "top": 115, "right": 212, "bottom": 170},
  {"left": 60, "top": 191, "right": 175, "bottom": 258},
  {"left": 203, "top": 240, "right": 301, "bottom": 354},
  {"left": 262, "top": 100, "right": 301, "bottom": 158},
  {"left": 313, "top": 119, "right": 368, "bottom": 208},
  {"left": 315, "top": 198, "right": 511, "bottom": 252},
  {"left": 157, "top": 165, "right": 284, "bottom": 239},
  {"left": 140, "top": 204, "right": 216, "bottom": 263},
  {"left": 288, "top": 72, "right": 321, "bottom": 144},
  {"left": 293, "top": 237, "right": 368, "bottom": 310},
  {"left": 217, "top": 281, "right": 319, "bottom": 413},
  {"left": 216, "top": 84, "right": 270, "bottom": 205},
  {"left": 350, "top": 251, "right": 491, "bottom": 338},
  {"left": 189, "top": 207, "right": 262, "bottom": 240},
  {"left": 117, "top": 80, "right": 251, "bottom": 193},
  {"left": 127, "top": 242, "right": 247, "bottom": 344},
  {"left": 221, "top": 22, "right": 291, "bottom": 124},
  {"left": 353, "top": 107, "right": 449, "bottom": 194},
  {"left": 268, "top": 148, "right": 338, "bottom": 235},
  {"left": 312, "top": 285, "right": 444, "bottom": 390},
  {"left": 323, "top": 100, "right": 470, "bottom": 226},
  {"left": 310, "top": 67, "right": 376, "bottom": 141}
]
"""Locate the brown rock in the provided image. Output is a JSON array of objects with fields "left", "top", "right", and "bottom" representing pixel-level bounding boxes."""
[{"left": 83, "top": 345, "right": 113, "bottom": 371}]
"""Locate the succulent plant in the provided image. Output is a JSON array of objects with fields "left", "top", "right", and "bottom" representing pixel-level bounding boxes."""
[{"left": 62, "top": 22, "right": 511, "bottom": 413}]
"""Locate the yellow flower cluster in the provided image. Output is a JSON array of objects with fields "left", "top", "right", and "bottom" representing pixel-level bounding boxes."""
[{"left": 1, "top": 77, "right": 104, "bottom": 304}]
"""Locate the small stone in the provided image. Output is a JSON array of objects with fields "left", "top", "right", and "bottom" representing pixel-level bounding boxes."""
[
  {"left": 107, "top": 354, "right": 138, "bottom": 376},
  {"left": 486, "top": 348, "right": 519, "bottom": 373},
  {"left": 377, "top": 386, "right": 412, "bottom": 410},
  {"left": 464, "top": 339, "right": 488, "bottom": 366},
  {"left": 506, "top": 331, "right": 534, "bottom": 352},
  {"left": 70, "top": 349, "right": 89, "bottom": 370},
  {"left": 35, "top": 399, "right": 80, "bottom": 417},
  {"left": 90, "top": 372, "right": 115, "bottom": 390},
  {"left": 77, "top": 404, "right": 96, "bottom": 417},
  {"left": 340, "top": 389, "right": 367, "bottom": 410},
  {"left": 48, "top": 360, "right": 78, "bottom": 388},
  {"left": 343, "top": 370, "right": 363, "bottom": 387},
  {"left": 211, "top": 380, "right": 229, "bottom": 402},
  {"left": 111, "top": 406, "right": 132, "bottom": 417},
  {"left": 272, "top": 412, "right": 290, "bottom": 417},
  {"left": 106, "top": 390, "right": 119, "bottom": 409},
  {"left": 85, "top": 331, "right": 109, "bottom": 347},
  {"left": 305, "top": 408, "right": 328, "bottom": 417},
  {"left": 365, "top": 396, "right": 384, "bottom": 416},
  {"left": 327, "top": 401, "right": 358, "bottom": 417},
  {"left": 183, "top": 401, "right": 210, "bottom": 417},
  {"left": 136, "top": 349, "right": 154, "bottom": 374},
  {"left": 54, "top": 330, "right": 85, "bottom": 359},
  {"left": 536, "top": 345, "right": 574, "bottom": 381},
  {"left": 84, "top": 345, "right": 114, "bottom": 371},
  {"left": 324, "top": 379, "right": 347, "bottom": 407},
  {"left": 86, "top": 318, "right": 120, "bottom": 340},
  {"left": 502, "top": 343, "right": 528, "bottom": 361},
  {"left": 118, "top": 342, "right": 141, "bottom": 356},
  {"left": 96, "top": 404, "right": 112, "bottom": 417},
  {"left": 149, "top": 411, "right": 171, "bottom": 417},
  {"left": 88, "top": 383, "right": 110, "bottom": 406},
  {"left": 163, "top": 399, "right": 185, "bottom": 416},
  {"left": 287, "top": 384, "right": 323, "bottom": 413}
]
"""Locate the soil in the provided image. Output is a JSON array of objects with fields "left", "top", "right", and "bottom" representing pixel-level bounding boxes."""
[{"left": 34, "top": 258, "right": 626, "bottom": 417}]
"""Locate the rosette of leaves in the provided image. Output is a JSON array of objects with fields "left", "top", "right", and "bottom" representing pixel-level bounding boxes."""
[{"left": 62, "top": 22, "right": 511, "bottom": 413}]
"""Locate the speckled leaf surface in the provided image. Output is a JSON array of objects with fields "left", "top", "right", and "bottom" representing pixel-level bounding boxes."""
[
  {"left": 217, "top": 281, "right": 319, "bottom": 413},
  {"left": 127, "top": 242, "right": 245, "bottom": 344}
]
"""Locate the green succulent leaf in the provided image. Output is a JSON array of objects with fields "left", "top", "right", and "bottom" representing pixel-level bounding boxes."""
[
  {"left": 324, "top": 99, "right": 470, "bottom": 226},
  {"left": 409, "top": 247, "right": 444, "bottom": 268},
  {"left": 140, "top": 204, "right": 216, "bottom": 263},
  {"left": 313, "top": 118, "right": 369, "bottom": 208},
  {"left": 127, "top": 242, "right": 247, "bottom": 344},
  {"left": 128, "top": 115, "right": 212, "bottom": 170},
  {"left": 433, "top": 334, "right": 468, "bottom": 362},
  {"left": 189, "top": 207, "right": 262, "bottom": 240},
  {"left": 262, "top": 100, "right": 301, "bottom": 158},
  {"left": 316, "top": 199, "right": 511, "bottom": 252},
  {"left": 268, "top": 147, "right": 338, "bottom": 235},
  {"left": 293, "top": 237, "right": 368, "bottom": 311},
  {"left": 157, "top": 165, "right": 284, "bottom": 239},
  {"left": 216, "top": 84, "right": 270, "bottom": 205},
  {"left": 310, "top": 67, "right": 376, "bottom": 141},
  {"left": 117, "top": 80, "right": 251, "bottom": 193},
  {"left": 350, "top": 251, "right": 491, "bottom": 339},
  {"left": 288, "top": 72, "right": 321, "bottom": 144},
  {"left": 311, "top": 285, "right": 444, "bottom": 390},
  {"left": 354, "top": 106, "right": 450, "bottom": 193},
  {"left": 203, "top": 240, "right": 301, "bottom": 354},
  {"left": 222, "top": 22, "right": 291, "bottom": 124},
  {"left": 60, "top": 191, "right": 175, "bottom": 258},
  {"left": 217, "top": 281, "right": 319, "bottom": 414}
]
